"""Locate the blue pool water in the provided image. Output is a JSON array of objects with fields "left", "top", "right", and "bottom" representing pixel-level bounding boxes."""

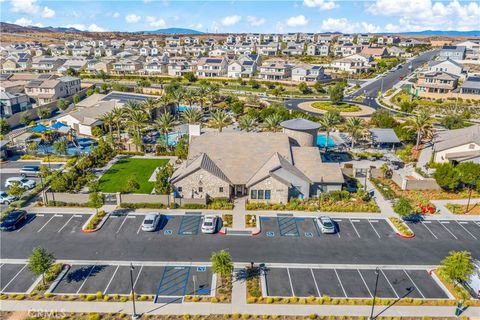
[
  {"left": 316, "top": 134, "right": 336, "bottom": 148},
  {"left": 36, "top": 138, "right": 97, "bottom": 156},
  {"left": 158, "top": 132, "right": 184, "bottom": 147}
]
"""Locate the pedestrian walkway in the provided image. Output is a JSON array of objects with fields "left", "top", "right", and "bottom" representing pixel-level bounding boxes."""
[
  {"left": 365, "top": 178, "right": 396, "bottom": 217},
  {"left": 431, "top": 199, "right": 480, "bottom": 220}
]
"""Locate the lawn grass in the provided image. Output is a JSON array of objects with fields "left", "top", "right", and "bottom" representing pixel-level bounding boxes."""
[
  {"left": 98, "top": 157, "right": 169, "bottom": 194},
  {"left": 311, "top": 101, "right": 361, "bottom": 113}
]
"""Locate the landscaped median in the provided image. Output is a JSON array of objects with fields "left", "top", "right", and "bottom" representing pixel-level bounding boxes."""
[
  {"left": 446, "top": 203, "right": 480, "bottom": 215},
  {"left": 311, "top": 101, "right": 361, "bottom": 113},
  {"left": 387, "top": 217, "right": 414, "bottom": 238},
  {"left": 82, "top": 210, "right": 108, "bottom": 233}
]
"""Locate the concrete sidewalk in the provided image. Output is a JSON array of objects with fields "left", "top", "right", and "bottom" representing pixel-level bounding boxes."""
[{"left": 1, "top": 297, "right": 479, "bottom": 317}]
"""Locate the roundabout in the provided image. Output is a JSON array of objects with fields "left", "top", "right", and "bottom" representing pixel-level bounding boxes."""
[{"left": 296, "top": 100, "right": 376, "bottom": 117}]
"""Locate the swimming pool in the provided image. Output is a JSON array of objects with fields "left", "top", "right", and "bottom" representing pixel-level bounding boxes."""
[
  {"left": 316, "top": 134, "right": 336, "bottom": 148},
  {"left": 36, "top": 138, "right": 97, "bottom": 156},
  {"left": 158, "top": 132, "right": 185, "bottom": 147}
]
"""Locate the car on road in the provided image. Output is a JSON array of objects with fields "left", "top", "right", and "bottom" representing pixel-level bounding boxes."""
[
  {"left": 201, "top": 215, "right": 217, "bottom": 234},
  {"left": 0, "top": 210, "right": 27, "bottom": 231},
  {"left": 5, "top": 177, "right": 36, "bottom": 190},
  {"left": 19, "top": 165, "right": 40, "bottom": 177},
  {"left": 316, "top": 216, "right": 336, "bottom": 234},
  {"left": 396, "top": 65, "right": 403, "bottom": 70},
  {"left": 0, "top": 191, "right": 17, "bottom": 205},
  {"left": 141, "top": 212, "right": 160, "bottom": 232}
]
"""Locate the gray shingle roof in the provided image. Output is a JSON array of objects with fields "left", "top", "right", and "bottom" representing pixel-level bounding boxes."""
[
  {"left": 280, "top": 118, "right": 320, "bottom": 131},
  {"left": 434, "top": 125, "right": 480, "bottom": 152},
  {"left": 369, "top": 128, "right": 400, "bottom": 144},
  {"left": 171, "top": 153, "right": 231, "bottom": 184}
]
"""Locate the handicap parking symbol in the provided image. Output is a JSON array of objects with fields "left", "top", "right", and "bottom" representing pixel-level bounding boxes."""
[
  {"left": 164, "top": 229, "right": 173, "bottom": 235},
  {"left": 266, "top": 231, "right": 275, "bottom": 237},
  {"left": 305, "top": 232, "right": 313, "bottom": 238},
  {"left": 196, "top": 266, "right": 206, "bottom": 272}
]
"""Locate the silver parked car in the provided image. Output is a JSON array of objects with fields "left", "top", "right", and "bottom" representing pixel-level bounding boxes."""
[
  {"left": 141, "top": 213, "right": 160, "bottom": 232},
  {"left": 0, "top": 191, "right": 17, "bottom": 205},
  {"left": 201, "top": 215, "right": 217, "bottom": 234},
  {"left": 316, "top": 216, "right": 336, "bottom": 234},
  {"left": 5, "top": 177, "right": 36, "bottom": 190}
]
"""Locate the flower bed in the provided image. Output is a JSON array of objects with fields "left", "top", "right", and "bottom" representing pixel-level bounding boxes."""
[
  {"left": 222, "top": 214, "right": 233, "bottom": 228},
  {"left": 245, "top": 214, "right": 257, "bottom": 228},
  {"left": 446, "top": 203, "right": 480, "bottom": 215},
  {"left": 83, "top": 211, "right": 107, "bottom": 231},
  {"left": 434, "top": 268, "right": 471, "bottom": 300},
  {"left": 311, "top": 101, "right": 361, "bottom": 113},
  {"left": 388, "top": 217, "right": 414, "bottom": 238},
  {"left": 370, "top": 178, "right": 396, "bottom": 200}
]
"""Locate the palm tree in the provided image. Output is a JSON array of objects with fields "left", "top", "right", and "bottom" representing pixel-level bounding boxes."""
[
  {"left": 238, "top": 115, "right": 257, "bottom": 132},
  {"left": 143, "top": 98, "right": 159, "bottom": 119},
  {"left": 155, "top": 112, "right": 176, "bottom": 147},
  {"left": 262, "top": 114, "right": 282, "bottom": 132},
  {"left": 124, "top": 100, "right": 142, "bottom": 111},
  {"left": 319, "top": 112, "right": 339, "bottom": 151},
  {"left": 126, "top": 109, "right": 149, "bottom": 151},
  {"left": 344, "top": 117, "right": 364, "bottom": 148},
  {"left": 101, "top": 111, "right": 116, "bottom": 137},
  {"left": 183, "top": 88, "right": 198, "bottom": 108},
  {"left": 182, "top": 108, "right": 203, "bottom": 124},
  {"left": 405, "top": 109, "right": 434, "bottom": 149},
  {"left": 111, "top": 107, "right": 125, "bottom": 144},
  {"left": 208, "top": 109, "right": 231, "bottom": 132}
]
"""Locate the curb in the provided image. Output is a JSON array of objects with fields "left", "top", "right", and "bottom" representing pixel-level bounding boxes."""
[
  {"left": 81, "top": 212, "right": 110, "bottom": 233},
  {"left": 386, "top": 217, "right": 415, "bottom": 239},
  {"left": 396, "top": 232, "right": 415, "bottom": 239},
  {"left": 46, "top": 264, "right": 71, "bottom": 294}
]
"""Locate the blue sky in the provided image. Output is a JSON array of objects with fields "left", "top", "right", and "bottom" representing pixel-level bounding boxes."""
[{"left": 2, "top": 0, "right": 479, "bottom": 33}]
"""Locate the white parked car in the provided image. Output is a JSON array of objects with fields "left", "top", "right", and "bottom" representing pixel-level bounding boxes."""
[
  {"left": 5, "top": 177, "right": 36, "bottom": 190},
  {"left": 201, "top": 215, "right": 217, "bottom": 234},
  {"left": 0, "top": 191, "right": 17, "bottom": 205},
  {"left": 316, "top": 216, "right": 336, "bottom": 234},
  {"left": 141, "top": 212, "right": 160, "bottom": 232}
]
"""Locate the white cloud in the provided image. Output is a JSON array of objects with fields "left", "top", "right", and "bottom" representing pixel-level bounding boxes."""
[
  {"left": 146, "top": 16, "right": 166, "bottom": 28},
  {"left": 125, "top": 14, "right": 141, "bottom": 24},
  {"left": 221, "top": 15, "right": 242, "bottom": 27},
  {"left": 247, "top": 16, "right": 265, "bottom": 27},
  {"left": 319, "top": 18, "right": 381, "bottom": 33},
  {"left": 13, "top": 17, "right": 43, "bottom": 27},
  {"left": 190, "top": 23, "right": 203, "bottom": 29},
  {"left": 10, "top": 0, "right": 55, "bottom": 18},
  {"left": 87, "top": 24, "right": 107, "bottom": 32},
  {"left": 64, "top": 23, "right": 107, "bottom": 32},
  {"left": 303, "top": 0, "right": 337, "bottom": 10},
  {"left": 366, "top": 0, "right": 480, "bottom": 31},
  {"left": 112, "top": 12, "right": 120, "bottom": 18},
  {"left": 286, "top": 15, "right": 308, "bottom": 27}
]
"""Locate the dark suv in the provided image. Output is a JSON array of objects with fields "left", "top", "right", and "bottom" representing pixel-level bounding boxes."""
[
  {"left": 0, "top": 210, "right": 27, "bottom": 231},
  {"left": 19, "top": 165, "right": 40, "bottom": 177}
]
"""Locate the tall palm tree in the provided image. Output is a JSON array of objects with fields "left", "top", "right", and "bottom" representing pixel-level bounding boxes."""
[
  {"left": 126, "top": 109, "right": 149, "bottom": 151},
  {"left": 262, "top": 114, "right": 282, "bottom": 132},
  {"left": 111, "top": 107, "right": 125, "bottom": 144},
  {"left": 238, "top": 115, "right": 257, "bottom": 132},
  {"left": 183, "top": 88, "right": 198, "bottom": 108},
  {"left": 155, "top": 112, "right": 177, "bottom": 147},
  {"left": 143, "top": 98, "right": 159, "bottom": 119},
  {"left": 405, "top": 109, "right": 434, "bottom": 149},
  {"left": 182, "top": 108, "right": 203, "bottom": 124},
  {"left": 344, "top": 117, "right": 364, "bottom": 148},
  {"left": 124, "top": 100, "right": 142, "bottom": 111},
  {"left": 209, "top": 109, "right": 231, "bottom": 132},
  {"left": 319, "top": 112, "right": 339, "bottom": 151},
  {"left": 101, "top": 111, "right": 116, "bottom": 139}
]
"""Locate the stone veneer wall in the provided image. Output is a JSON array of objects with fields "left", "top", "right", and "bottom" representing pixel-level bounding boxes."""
[{"left": 173, "top": 168, "right": 231, "bottom": 199}]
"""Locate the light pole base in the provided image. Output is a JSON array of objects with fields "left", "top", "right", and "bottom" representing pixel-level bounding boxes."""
[{"left": 131, "top": 314, "right": 139, "bottom": 320}]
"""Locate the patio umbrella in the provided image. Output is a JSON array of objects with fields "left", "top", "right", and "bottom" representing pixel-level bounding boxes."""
[
  {"left": 31, "top": 124, "right": 49, "bottom": 133},
  {"left": 50, "top": 122, "right": 68, "bottom": 130}
]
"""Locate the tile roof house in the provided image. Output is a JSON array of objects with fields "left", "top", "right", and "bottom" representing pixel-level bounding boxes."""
[
  {"left": 433, "top": 125, "right": 480, "bottom": 164},
  {"left": 171, "top": 119, "right": 344, "bottom": 202},
  {"left": 428, "top": 58, "right": 463, "bottom": 77},
  {"left": 196, "top": 57, "right": 228, "bottom": 77},
  {"left": 258, "top": 58, "right": 292, "bottom": 80},
  {"left": 460, "top": 76, "right": 480, "bottom": 96},
  {"left": 291, "top": 64, "right": 324, "bottom": 82},
  {"left": 416, "top": 71, "right": 459, "bottom": 96}
]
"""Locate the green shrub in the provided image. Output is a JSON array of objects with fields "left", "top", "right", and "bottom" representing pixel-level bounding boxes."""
[
  {"left": 86, "top": 294, "right": 96, "bottom": 301},
  {"left": 182, "top": 203, "right": 206, "bottom": 209},
  {"left": 88, "top": 313, "right": 100, "bottom": 320},
  {"left": 120, "top": 202, "right": 166, "bottom": 209}
]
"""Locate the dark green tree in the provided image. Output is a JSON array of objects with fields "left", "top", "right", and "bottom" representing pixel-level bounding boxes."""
[
  {"left": 328, "top": 82, "right": 344, "bottom": 105},
  {"left": 456, "top": 162, "right": 480, "bottom": 212},
  {"left": 440, "top": 251, "right": 474, "bottom": 287},
  {"left": 28, "top": 246, "right": 55, "bottom": 285},
  {"left": 154, "top": 163, "right": 174, "bottom": 194},
  {"left": 433, "top": 163, "right": 460, "bottom": 191},
  {"left": 211, "top": 250, "right": 233, "bottom": 280}
]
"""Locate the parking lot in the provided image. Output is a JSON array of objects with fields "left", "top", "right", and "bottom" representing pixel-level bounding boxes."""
[
  {"left": 0, "top": 263, "right": 41, "bottom": 294},
  {"left": 263, "top": 266, "right": 450, "bottom": 300},
  {"left": 406, "top": 220, "right": 480, "bottom": 241},
  {"left": 51, "top": 263, "right": 213, "bottom": 302},
  {"left": 12, "top": 213, "right": 91, "bottom": 234},
  {"left": 260, "top": 216, "right": 395, "bottom": 240}
]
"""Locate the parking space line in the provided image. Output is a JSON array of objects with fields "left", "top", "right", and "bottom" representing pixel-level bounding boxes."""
[
  {"left": 421, "top": 222, "right": 438, "bottom": 239},
  {"left": 57, "top": 215, "right": 75, "bottom": 233},
  {"left": 37, "top": 215, "right": 56, "bottom": 233},
  {"left": 403, "top": 270, "right": 425, "bottom": 299},
  {"left": 333, "top": 269, "right": 348, "bottom": 298},
  {"left": 368, "top": 220, "right": 381, "bottom": 238},
  {"left": 438, "top": 221, "right": 458, "bottom": 239},
  {"left": 115, "top": 216, "right": 130, "bottom": 234},
  {"left": 132, "top": 265, "right": 144, "bottom": 293},
  {"left": 349, "top": 219, "right": 361, "bottom": 238},
  {"left": 456, "top": 221, "right": 477, "bottom": 240},
  {"left": 286, "top": 268, "right": 295, "bottom": 297},
  {"left": 76, "top": 265, "right": 96, "bottom": 294},
  {"left": 136, "top": 222, "right": 143, "bottom": 234},
  {"left": 104, "top": 265, "right": 120, "bottom": 294},
  {"left": 1, "top": 264, "right": 27, "bottom": 293},
  {"left": 357, "top": 269, "right": 372, "bottom": 297},
  {"left": 310, "top": 268, "right": 321, "bottom": 297},
  {"left": 381, "top": 269, "right": 399, "bottom": 298}
]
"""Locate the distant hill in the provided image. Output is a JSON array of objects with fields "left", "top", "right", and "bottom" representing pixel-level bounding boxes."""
[
  {"left": 391, "top": 30, "right": 480, "bottom": 37},
  {"left": 142, "top": 27, "right": 204, "bottom": 35},
  {"left": 41, "top": 26, "right": 83, "bottom": 33},
  {"left": 0, "top": 22, "right": 82, "bottom": 33}
]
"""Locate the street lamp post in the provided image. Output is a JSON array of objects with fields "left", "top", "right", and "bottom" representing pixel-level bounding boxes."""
[
  {"left": 129, "top": 263, "right": 138, "bottom": 320},
  {"left": 369, "top": 267, "right": 380, "bottom": 320}
]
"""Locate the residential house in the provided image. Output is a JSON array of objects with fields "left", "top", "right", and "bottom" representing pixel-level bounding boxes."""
[
  {"left": 171, "top": 118, "right": 344, "bottom": 202},
  {"left": 331, "top": 54, "right": 371, "bottom": 74},
  {"left": 0, "top": 92, "right": 31, "bottom": 116},
  {"left": 291, "top": 65, "right": 324, "bottom": 82},
  {"left": 165, "top": 37, "right": 181, "bottom": 46},
  {"left": 282, "top": 43, "right": 304, "bottom": 56},
  {"left": 460, "top": 76, "right": 480, "bottom": 96},
  {"left": 112, "top": 59, "right": 142, "bottom": 74},
  {"left": 31, "top": 58, "right": 66, "bottom": 73},
  {"left": 71, "top": 46, "right": 93, "bottom": 57},
  {"left": 439, "top": 46, "right": 466, "bottom": 61},
  {"left": 256, "top": 43, "right": 279, "bottom": 56},
  {"left": 282, "top": 33, "right": 298, "bottom": 43},
  {"left": 335, "top": 43, "right": 362, "bottom": 57},
  {"left": 196, "top": 57, "right": 228, "bottom": 77},
  {"left": 258, "top": 59, "right": 292, "bottom": 80},
  {"left": 416, "top": 71, "right": 459, "bottom": 97},
  {"left": 307, "top": 43, "right": 329, "bottom": 56},
  {"left": 433, "top": 125, "right": 480, "bottom": 164},
  {"left": 428, "top": 58, "right": 463, "bottom": 77},
  {"left": 227, "top": 54, "right": 259, "bottom": 78},
  {"left": 337, "top": 34, "right": 354, "bottom": 44},
  {"left": 387, "top": 46, "right": 406, "bottom": 57},
  {"left": 360, "top": 45, "right": 389, "bottom": 58}
]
